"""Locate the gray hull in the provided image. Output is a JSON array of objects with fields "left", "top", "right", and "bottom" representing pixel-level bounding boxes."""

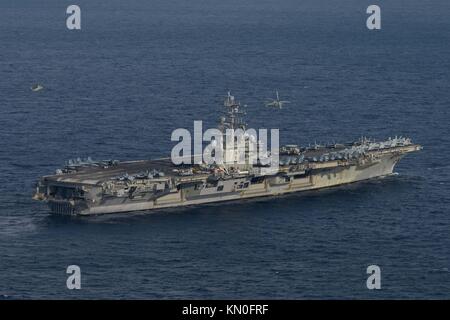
[{"left": 42, "top": 152, "right": 403, "bottom": 215}]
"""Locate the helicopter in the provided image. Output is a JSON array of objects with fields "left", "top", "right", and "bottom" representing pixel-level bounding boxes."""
[
  {"left": 265, "top": 90, "right": 290, "bottom": 109},
  {"left": 31, "top": 84, "right": 44, "bottom": 92}
]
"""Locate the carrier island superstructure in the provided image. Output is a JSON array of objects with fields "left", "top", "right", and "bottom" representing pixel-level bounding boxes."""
[{"left": 33, "top": 93, "right": 421, "bottom": 215}]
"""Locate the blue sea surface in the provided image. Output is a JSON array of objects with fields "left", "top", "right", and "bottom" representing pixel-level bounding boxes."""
[{"left": 0, "top": 0, "right": 449, "bottom": 299}]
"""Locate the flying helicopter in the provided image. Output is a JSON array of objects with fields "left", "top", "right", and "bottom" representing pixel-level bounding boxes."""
[
  {"left": 31, "top": 84, "right": 44, "bottom": 92},
  {"left": 265, "top": 90, "right": 290, "bottom": 109}
]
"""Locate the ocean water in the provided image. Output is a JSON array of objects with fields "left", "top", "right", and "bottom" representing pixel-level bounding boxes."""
[{"left": 0, "top": 0, "right": 449, "bottom": 299}]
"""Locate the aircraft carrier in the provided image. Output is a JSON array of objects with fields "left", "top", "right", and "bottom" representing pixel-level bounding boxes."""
[{"left": 33, "top": 93, "right": 421, "bottom": 215}]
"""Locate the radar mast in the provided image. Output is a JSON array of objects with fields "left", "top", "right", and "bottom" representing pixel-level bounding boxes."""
[{"left": 219, "top": 91, "right": 247, "bottom": 132}]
